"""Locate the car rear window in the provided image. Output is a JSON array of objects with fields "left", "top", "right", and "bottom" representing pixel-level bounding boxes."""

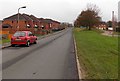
[{"left": 13, "top": 32, "right": 26, "bottom": 37}]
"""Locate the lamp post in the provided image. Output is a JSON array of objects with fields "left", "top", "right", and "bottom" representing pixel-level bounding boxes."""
[
  {"left": 112, "top": 11, "right": 115, "bottom": 31},
  {"left": 18, "top": 6, "right": 26, "bottom": 30}
]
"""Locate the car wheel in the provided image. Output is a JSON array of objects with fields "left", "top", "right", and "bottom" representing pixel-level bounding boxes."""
[
  {"left": 34, "top": 40, "right": 37, "bottom": 44},
  {"left": 26, "top": 41, "right": 30, "bottom": 47}
]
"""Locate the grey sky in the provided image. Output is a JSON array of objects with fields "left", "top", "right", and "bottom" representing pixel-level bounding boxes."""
[{"left": 0, "top": 0, "right": 119, "bottom": 23}]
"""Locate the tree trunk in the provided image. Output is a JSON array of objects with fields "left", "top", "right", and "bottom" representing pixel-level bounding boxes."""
[{"left": 88, "top": 26, "right": 91, "bottom": 30}]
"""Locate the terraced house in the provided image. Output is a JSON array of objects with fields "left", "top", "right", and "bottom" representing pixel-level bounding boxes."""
[
  {"left": 39, "top": 18, "right": 53, "bottom": 34},
  {"left": 39, "top": 18, "right": 61, "bottom": 33},
  {"left": 2, "top": 13, "right": 61, "bottom": 35},
  {"left": 51, "top": 20, "right": 61, "bottom": 31},
  {"left": 2, "top": 13, "right": 33, "bottom": 34},
  {"left": 29, "top": 15, "right": 42, "bottom": 34},
  {"left": 22, "top": 14, "right": 34, "bottom": 31}
]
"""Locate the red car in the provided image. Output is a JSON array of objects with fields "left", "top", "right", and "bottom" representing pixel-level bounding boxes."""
[{"left": 11, "top": 31, "right": 37, "bottom": 47}]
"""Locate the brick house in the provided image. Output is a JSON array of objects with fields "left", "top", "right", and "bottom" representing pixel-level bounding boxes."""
[
  {"left": 51, "top": 20, "right": 60, "bottom": 31},
  {"left": 22, "top": 14, "right": 34, "bottom": 33},
  {"left": 97, "top": 22, "right": 107, "bottom": 30},
  {"left": 2, "top": 13, "right": 61, "bottom": 35},
  {"left": 39, "top": 18, "right": 60, "bottom": 32},
  {"left": 2, "top": 13, "right": 29, "bottom": 34},
  {"left": 39, "top": 18, "right": 53, "bottom": 34},
  {"left": 29, "top": 15, "right": 41, "bottom": 34},
  {"left": 2, "top": 13, "right": 42, "bottom": 34}
]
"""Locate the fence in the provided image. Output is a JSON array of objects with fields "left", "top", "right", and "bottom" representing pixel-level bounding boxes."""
[{"left": 0, "top": 31, "right": 13, "bottom": 40}]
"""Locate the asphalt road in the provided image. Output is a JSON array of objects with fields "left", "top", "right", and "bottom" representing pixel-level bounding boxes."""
[{"left": 2, "top": 28, "right": 79, "bottom": 79}]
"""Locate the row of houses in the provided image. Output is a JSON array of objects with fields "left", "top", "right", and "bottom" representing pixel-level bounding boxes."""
[{"left": 2, "top": 13, "right": 62, "bottom": 35}]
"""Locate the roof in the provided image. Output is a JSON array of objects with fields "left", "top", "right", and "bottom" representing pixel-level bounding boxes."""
[
  {"left": 2, "top": 24, "right": 12, "bottom": 27},
  {"left": 52, "top": 20, "right": 60, "bottom": 24},
  {"left": 29, "top": 15, "right": 40, "bottom": 22},
  {"left": 22, "top": 14, "right": 33, "bottom": 21},
  {"left": 43, "top": 19, "right": 53, "bottom": 23},
  {"left": 3, "top": 13, "right": 60, "bottom": 24},
  {"left": 3, "top": 13, "right": 26, "bottom": 21},
  {"left": 99, "top": 22, "right": 107, "bottom": 25},
  {"left": 39, "top": 18, "right": 60, "bottom": 24}
]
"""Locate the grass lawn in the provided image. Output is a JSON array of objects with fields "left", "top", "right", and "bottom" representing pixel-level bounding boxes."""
[
  {"left": 0, "top": 39, "right": 10, "bottom": 44},
  {"left": 73, "top": 28, "right": 118, "bottom": 79}
]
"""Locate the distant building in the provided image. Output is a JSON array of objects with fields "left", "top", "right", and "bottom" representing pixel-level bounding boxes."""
[{"left": 97, "top": 22, "right": 108, "bottom": 30}]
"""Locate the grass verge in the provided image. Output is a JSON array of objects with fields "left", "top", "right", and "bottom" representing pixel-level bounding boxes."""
[
  {"left": 0, "top": 39, "right": 10, "bottom": 44},
  {"left": 73, "top": 28, "right": 118, "bottom": 79}
]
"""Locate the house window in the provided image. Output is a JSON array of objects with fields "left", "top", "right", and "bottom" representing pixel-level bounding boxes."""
[
  {"left": 34, "top": 25, "right": 38, "bottom": 28},
  {"left": 12, "top": 21, "right": 13, "bottom": 23},
  {"left": 41, "top": 25, "right": 44, "bottom": 29},
  {"left": 2, "top": 24, "right": 11, "bottom": 28},
  {"left": 26, "top": 24, "right": 30, "bottom": 28},
  {"left": 2, "top": 26, "right": 9, "bottom": 28}
]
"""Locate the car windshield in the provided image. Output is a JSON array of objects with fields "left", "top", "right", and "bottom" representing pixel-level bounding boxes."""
[{"left": 13, "top": 32, "right": 26, "bottom": 37}]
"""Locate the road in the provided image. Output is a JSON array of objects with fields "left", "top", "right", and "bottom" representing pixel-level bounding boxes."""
[{"left": 2, "top": 28, "right": 79, "bottom": 79}]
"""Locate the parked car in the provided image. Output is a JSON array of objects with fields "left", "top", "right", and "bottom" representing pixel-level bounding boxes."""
[{"left": 11, "top": 31, "right": 37, "bottom": 47}]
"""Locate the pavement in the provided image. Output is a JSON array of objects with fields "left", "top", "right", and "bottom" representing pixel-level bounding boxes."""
[
  {"left": 2, "top": 28, "right": 79, "bottom": 79},
  {"left": 1, "top": 43, "right": 11, "bottom": 49},
  {"left": 102, "top": 30, "right": 119, "bottom": 37}
]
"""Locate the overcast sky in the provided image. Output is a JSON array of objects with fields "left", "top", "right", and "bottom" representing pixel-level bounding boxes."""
[{"left": 0, "top": 0, "right": 119, "bottom": 23}]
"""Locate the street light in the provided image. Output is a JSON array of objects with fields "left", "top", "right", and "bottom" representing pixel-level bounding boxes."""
[{"left": 18, "top": 6, "right": 26, "bottom": 30}]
